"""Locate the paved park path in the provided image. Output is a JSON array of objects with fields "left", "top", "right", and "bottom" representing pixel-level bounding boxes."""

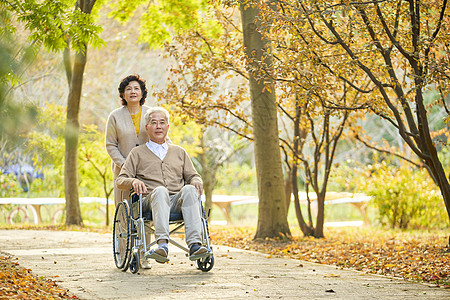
[{"left": 1, "top": 229, "right": 449, "bottom": 299}]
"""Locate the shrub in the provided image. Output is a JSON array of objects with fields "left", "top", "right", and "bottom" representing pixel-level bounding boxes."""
[
  {"left": 361, "top": 162, "right": 448, "bottom": 229},
  {"left": 0, "top": 172, "right": 22, "bottom": 197},
  {"left": 27, "top": 168, "right": 64, "bottom": 197}
]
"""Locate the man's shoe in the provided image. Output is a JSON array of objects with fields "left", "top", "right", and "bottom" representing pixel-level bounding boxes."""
[
  {"left": 140, "top": 258, "right": 152, "bottom": 269},
  {"left": 154, "top": 245, "right": 168, "bottom": 258},
  {"left": 140, "top": 252, "right": 152, "bottom": 269},
  {"left": 145, "top": 244, "right": 169, "bottom": 264},
  {"left": 189, "top": 244, "right": 209, "bottom": 261}
]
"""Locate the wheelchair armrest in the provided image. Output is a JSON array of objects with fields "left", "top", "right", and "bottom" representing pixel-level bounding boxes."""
[
  {"left": 130, "top": 192, "right": 139, "bottom": 204},
  {"left": 129, "top": 188, "right": 148, "bottom": 204}
]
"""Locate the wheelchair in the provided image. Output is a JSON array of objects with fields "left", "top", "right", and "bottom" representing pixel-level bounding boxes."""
[{"left": 112, "top": 190, "right": 214, "bottom": 274}]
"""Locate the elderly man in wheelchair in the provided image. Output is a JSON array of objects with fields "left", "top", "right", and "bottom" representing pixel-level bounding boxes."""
[{"left": 113, "top": 107, "right": 213, "bottom": 273}]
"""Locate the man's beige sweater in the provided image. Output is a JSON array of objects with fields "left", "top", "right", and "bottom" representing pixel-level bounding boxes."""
[{"left": 116, "top": 144, "right": 202, "bottom": 196}]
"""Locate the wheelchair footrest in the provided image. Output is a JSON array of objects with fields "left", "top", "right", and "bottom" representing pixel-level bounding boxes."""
[
  {"left": 189, "top": 250, "right": 213, "bottom": 261},
  {"left": 145, "top": 249, "right": 170, "bottom": 263}
]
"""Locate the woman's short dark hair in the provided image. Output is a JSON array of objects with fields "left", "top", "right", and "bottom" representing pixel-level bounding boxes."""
[{"left": 118, "top": 74, "right": 147, "bottom": 106}]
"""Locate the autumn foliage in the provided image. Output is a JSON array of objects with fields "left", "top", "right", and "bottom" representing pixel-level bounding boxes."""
[
  {"left": 0, "top": 255, "right": 76, "bottom": 299},
  {"left": 211, "top": 226, "right": 450, "bottom": 287}
]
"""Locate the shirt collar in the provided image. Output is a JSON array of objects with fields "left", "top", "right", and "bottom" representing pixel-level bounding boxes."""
[{"left": 147, "top": 139, "right": 168, "bottom": 150}]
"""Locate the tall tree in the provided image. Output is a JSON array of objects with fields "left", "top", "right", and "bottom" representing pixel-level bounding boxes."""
[
  {"left": 289, "top": 0, "right": 450, "bottom": 220},
  {"left": 4, "top": 0, "right": 104, "bottom": 225},
  {"left": 63, "top": 0, "right": 98, "bottom": 225},
  {"left": 256, "top": 1, "right": 369, "bottom": 237},
  {"left": 79, "top": 124, "right": 114, "bottom": 226},
  {"left": 239, "top": 1, "right": 290, "bottom": 238}
]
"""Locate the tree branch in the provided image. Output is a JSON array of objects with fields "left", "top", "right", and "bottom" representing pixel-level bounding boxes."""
[{"left": 355, "top": 134, "right": 424, "bottom": 169}]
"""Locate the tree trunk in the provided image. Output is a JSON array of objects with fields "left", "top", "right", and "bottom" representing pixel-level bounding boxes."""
[
  {"left": 284, "top": 170, "right": 292, "bottom": 214},
  {"left": 204, "top": 180, "right": 214, "bottom": 220},
  {"left": 314, "top": 192, "right": 325, "bottom": 238},
  {"left": 64, "top": 49, "right": 86, "bottom": 226},
  {"left": 198, "top": 130, "right": 214, "bottom": 219},
  {"left": 63, "top": 42, "right": 72, "bottom": 84},
  {"left": 63, "top": 0, "right": 96, "bottom": 225},
  {"left": 202, "top": 162, "right": 215, "bottom": 221},
  {"left": 240, "top": 2, "right": 290, "bottom": 239},
  {"left": 102, "top": 172, "right": 111, "bottom": 226},
  {"left": 415, "top": 89, "right": 450, "bottom": 220},
  {"left": 430, "top": 154, "right": 450, "bottom": 219},
  {"left": 291, "top": 164, "right": 313, "bottom": 235}
]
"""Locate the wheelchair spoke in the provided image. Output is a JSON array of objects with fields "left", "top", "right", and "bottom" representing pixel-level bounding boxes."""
[{"left": 113, "top": 201, "right": 132, "bottom": 271}]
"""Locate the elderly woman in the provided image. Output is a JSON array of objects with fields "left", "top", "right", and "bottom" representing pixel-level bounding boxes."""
[
  {"left": 105, "top": 74, "right": 152, "bottom": 207},
  {"left": 106, "top": 74, "right": 172, "bottom": 203}
]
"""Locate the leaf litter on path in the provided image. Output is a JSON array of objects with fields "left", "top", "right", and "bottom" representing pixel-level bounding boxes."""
[
  {"left": 0, "top": 255, "right": 78, "bottom": 299},
  {"left": 0, "top": 225, "right": 448, "bottom": 298},
  {"left": 210, "top": 226, "right": 450, "bottom": 288}
]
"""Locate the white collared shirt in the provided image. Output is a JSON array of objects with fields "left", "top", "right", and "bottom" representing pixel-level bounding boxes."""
[{"left": 146, "top": 140, "right": 168, "bottom": 160}]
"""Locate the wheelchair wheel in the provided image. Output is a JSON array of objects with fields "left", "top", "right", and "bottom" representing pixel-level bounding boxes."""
[
  {"left": 113, "top": 201, "right": 132, "bottom": 271},
  {"left": 129, "top": 251, "right": 140, "bottom": 274},
  {"left": 196, "top": 255, "right": 214, "bottom": 272}
]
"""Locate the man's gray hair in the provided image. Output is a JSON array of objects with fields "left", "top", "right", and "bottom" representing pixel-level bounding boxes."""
[{"left": 144, "top": 107, "right": 170, "bottom": 124}]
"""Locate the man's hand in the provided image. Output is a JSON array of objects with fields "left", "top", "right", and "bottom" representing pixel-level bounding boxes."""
[
  {"left": 132, "top": 179, "right": 148, "bottom": 195},
  {"left": 191, "top": 181, "right": 203, "bottom": 195}
]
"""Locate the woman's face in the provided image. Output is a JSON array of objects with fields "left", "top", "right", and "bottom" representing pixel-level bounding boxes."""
[{"left": 123, "top": 81, "right": 142, "bottom": 105}]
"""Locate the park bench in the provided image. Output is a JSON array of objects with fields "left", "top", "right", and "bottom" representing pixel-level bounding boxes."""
[
  {"left": 210, "top": 195, "right": 259, "bottom": 224},
  {"left": 0, "top": 197, "right": 108, "bottom": 224},
  {"left": 0, "top": 196, "right": 239, "bottom": 225},
  {"left": 0, "top": 192, "right": 371, "bottom": 225},
  {"left": 212, "top": 192, "right": 371, "bottom": 225},
  {"left": 304, "top": 192, "right": 372, "bottom": 226}
]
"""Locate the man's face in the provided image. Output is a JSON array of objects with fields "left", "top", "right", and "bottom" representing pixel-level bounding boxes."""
[{"left": 146, "top": 112, "right": 169, "bottom": 144}]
